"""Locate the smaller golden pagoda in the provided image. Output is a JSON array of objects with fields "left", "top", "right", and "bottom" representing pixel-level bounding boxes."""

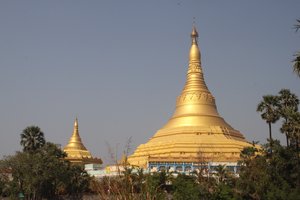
[{"left": 64, "top": 118, "right": 102, "bottom": 165}]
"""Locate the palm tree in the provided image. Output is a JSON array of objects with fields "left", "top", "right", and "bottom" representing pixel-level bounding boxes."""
[
  {"left": 20, "top": 126, "right": 46, "bottom": 152},
  {"left": 257, "top": 95, "right": 280, "bottom": 152},
  {"left": 293, "top": 19, "right": 300, "bottom": 77},
  {"left": 215, "top": 164, "right": 227, "bottom": 183},
  {"left": 281, "top": 108, "right": 296, "bottom": 147},
  {"left": 278, "top": 89, "right": 299, "bottom": 146},
  {"left": 282, "top": 111, "right": 300, "bottom": 165},
  {"left": 288, "top": 111, "right": 300, "bottom": 149},
  {"left": 293, "top": 52, "right": 300, "bottom": 78}
]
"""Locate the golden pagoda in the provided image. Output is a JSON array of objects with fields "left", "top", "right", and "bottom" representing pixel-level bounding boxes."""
[
  {"left": 64, "top": 118, "right": 102, "bottom": 165},
  {"left": 128, "top": 26, "right": 252, "bottom": 170}
]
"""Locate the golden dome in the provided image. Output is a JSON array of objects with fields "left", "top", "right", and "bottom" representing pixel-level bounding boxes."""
[
  {"left": 64, "top": 118, "right": 102, "bottom": 165},
  {"left": 128, "top": 26, "right": 251, "bottom": 168}
]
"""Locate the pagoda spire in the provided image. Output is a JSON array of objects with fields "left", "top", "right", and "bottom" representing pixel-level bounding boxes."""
[
  {"left": 63, "top": 118, "right": 103, "bottom": 165},
  {"left": 189, "top": 26, "right": 200, "bottom": 67},
  {"left": 184, "top": 26, "right": 209, "bottom": 93},
  {"left": 160, "top": 25, "right": 222, "bottom": 129},
  {"left": 64, "top": 117, "right": 88, "bottom": 151}
]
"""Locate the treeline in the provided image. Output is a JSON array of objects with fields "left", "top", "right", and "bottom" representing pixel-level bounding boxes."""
[
  {"left": 257, "top": 89, "right": 300, "bottom": 150},
  {"left": 0, "top": 126, "right": 90, "bottom": 200},
  {"left": 91, "top": 141, "right": 300, "bottom": 200}
]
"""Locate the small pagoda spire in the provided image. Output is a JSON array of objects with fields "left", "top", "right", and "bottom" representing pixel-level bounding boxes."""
[
  {"left": 63, "top": 118, "right": 103, "bottom": 165},
  {"left": 64, "top": 117, "right": 87, "bottom": 151}
]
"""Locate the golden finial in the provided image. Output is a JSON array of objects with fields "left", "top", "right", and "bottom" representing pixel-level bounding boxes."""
[
  {"left": 74, "top": 117, "right": 78, "bottom": 127},
  {"left": 189, "top": 25, "right": 201, "bottom": 65},
  {"left": 191, "top": 26, "right": 198, "bottom": 43}
]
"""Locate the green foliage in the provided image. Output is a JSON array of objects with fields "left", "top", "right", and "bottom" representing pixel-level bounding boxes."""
[
  {"left": 172, "top": 173, "right": 200, "bottom": 200},
  {"left": 212, "top": 183, "right": 235, "bottom": 200},
  {"left": 65, "top": 165, "right": 91, "bottom": 200},
  {"left": 20, "top": 126, "right": 46, "bottom": 152},
  {"left": 257, "top": 95, "right": 280, "bottom": 125},
  {"left": 278, "top": 89, "right": 300, "bottom": 147},
  {"left": 2, "top": 139, "right": 299, "bottom": 199},
  {"left": 257, "top": 95, "right": 280, "bottom": 147},
  {"left": 257, "top": 90, "right": 300, "bottom": 155},
  {"left": 0, "top": 163, "right": 9, "bottom": 197},
  {"left": 191, "top": 167, "right": 215, "bottom": 199},
  {"left": 144, "top": 171, "right": 168, "bottom": 199},
  {"left": 0, "top": 126, "right": 91, "bottom": 200},
  {"left": 278, "top": 89, "right": 299, "bottom": 113},
  {"left": 2, "top": 147, "right": 91, "bottom": 200},
  {"left": 293, "top": 19, "right": 300, "bottom": 77},
  {"left": 293, "top": 52, "right": 300, "bottom": 77},
  {"left": 237, "top": 141, "right": 300, "bottom": 200}
]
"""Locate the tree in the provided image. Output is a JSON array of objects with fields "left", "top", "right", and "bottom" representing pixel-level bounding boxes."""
[
  {"left": 172, "top": 173, "right": 200, "bottom": 200},
  {"left": 144, "top": 171, "right": 168, "bottom": 199},
  {"left": 257, "top": 95, "right": 280, "bottom": 152},
  {"left": 278, "top": 89, "right": 299, "bottom": 112},
  {"left": 0, "top": 161, "right": 9, "bottom": 197},
  {"left": 293, "top": 52, "right": 300, "bottom": 77},
  {"left": 0, "top": 126, "right": 92, "bottom": 200},
  {"left": 65, "top": 165, "right": 91, "bottom": 200},
  {"left": 37, "top": 142, "right": 69, "bottom": 199},
  {"left": 212, "top": 183, "right": 235, "bottom": 200},
  {"left": 215, "top": 165, "right": 227, "bottom": 184},
  {"left": 20, "top": 126, "right": 45, "bottom": 152},
  {"left": 278, "top": 89, "right": 299, "bottom": 146},
  {"left": 291, "top": 112, "right": 300, "bottom": 149},
  {"left": 1, "top": 142, "right": 92, "bottom": 200},
  {"left": 1, "top": 142, "right": 70, "bottom": 200},
  {"left": 191, "top": 168, "right": 214, "bottom": 199},
  {"left": 237, "top": 141, "right": 300, "bottom": 200},
  {"left": 283, "top": 111, "right": 300, "bottom": 151},
  {"left": 293, "top": 19, "right": 300, "bottom": 77}
]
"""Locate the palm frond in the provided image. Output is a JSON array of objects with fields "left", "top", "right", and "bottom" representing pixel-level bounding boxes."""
[
  {"left": 294, "top": 19, "right": 300, "bottom": 32},
  {"left": 293, "top": 52, "right": 300, "bottom": 77}
]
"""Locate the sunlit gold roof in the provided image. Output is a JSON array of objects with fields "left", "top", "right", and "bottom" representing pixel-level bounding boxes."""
[
  {"left": 64, "top": 118, "right": 102, "bottom": 165},
  {"left": 128, "top": 26, "right": 251, "bottom": 168}
]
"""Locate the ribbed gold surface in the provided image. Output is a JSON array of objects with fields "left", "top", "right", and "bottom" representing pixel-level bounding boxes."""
[
  {"left": 128, "top": 26, "right": 251, "bottom": 167},
  {"left": 64, "top": 118, "right": 102, "bottom": 165}
]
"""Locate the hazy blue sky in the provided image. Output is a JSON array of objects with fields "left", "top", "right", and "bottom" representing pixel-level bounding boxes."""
[{"left": 0, "top": 1, "right": 299, "bottom": 164}]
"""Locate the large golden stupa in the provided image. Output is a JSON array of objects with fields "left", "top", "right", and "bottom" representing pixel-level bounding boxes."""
[
  {"left": 64, "top": 118, "right": 102, "bottom": 165},
  {"left": 128, "top": 26, "right": 252, "bottom": 169}
]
